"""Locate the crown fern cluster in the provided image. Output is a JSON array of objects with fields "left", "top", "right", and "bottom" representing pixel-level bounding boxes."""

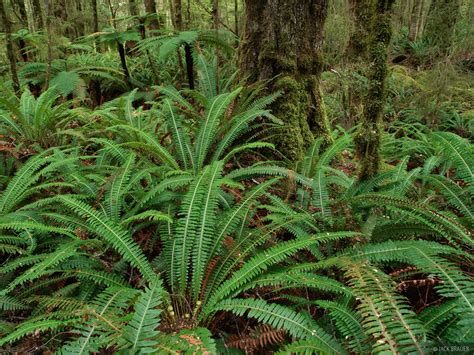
[{"left": 0, "top": 77, "right": 472, "bottom": 353}]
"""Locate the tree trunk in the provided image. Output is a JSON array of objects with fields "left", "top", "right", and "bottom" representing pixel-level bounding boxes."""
[
  {"left": 234, "top": 0, "right": 238, "bottom": 36},
  {"left": 239, "top": 0, "right": 331, "bottom": 161},
  {"left": 408, "top": 0, "right": 423, "bottom": 42},
  {"left": 31, "top": 0, "right": 44, "bottom": 31},
  {"left": 354, "top": 0, "right": 395, "bottom": 180},
  {"left": 423, "top": 0, "right": 461, "bottom": 56},
  {"left": 45, "top": 0, "right": 53, "bottom": 89},
  {"left": 144, "top": 0, "right": 160, "bottom": 32},
  {"left": 118, "top": 41, "right": 131, "bottom": 82},
  {"left": 129, "top": 0, "right": 145, "bottom": 39},
  {"left": 12, "top": 0, "right": 29, "bottom": 61},
  {"left": 75, "top": 0, "right": 85, "bottom": 37},
  {"left": 13, "top": 0, "right": 28, "bottom": 27},
  {"left": 92, "top": 0, "right": 99, "bottom": 34},
  {"left": 346, "top": 0, "right": 373, "bottom": 60},
  {"left": 91, "top": 0, "right": 102, "bottom": 107},
  {"left": 212, "top": 0, "right": 219, "bottom": 30},
  {"left": 174, "top": 0, "right": 183, "bottom": 30},
  {"left": 0, "top": 0, "right": 21, "bottom": 95}
]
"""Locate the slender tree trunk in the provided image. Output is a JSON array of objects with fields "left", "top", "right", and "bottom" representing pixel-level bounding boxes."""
[
  {"left": 144, "top": 0, "right": 160, "bottom": 32},
  {"left": 129, "top": 0, "right": 145, "bottom": 39},
  {"left": 0, "top": 0, "right": 21, "bottom": 95},
  {"left": 213, "top": 0, "right": 220, "bottom": 92},
  {"left": 173, "top": 0, "right": 191, "bottom": 89},
  {"left": 91, "top": 0, "right": 101, "bottom": 107},
  {"left": 212, "top": 0, "right": 219, "bottom": 29},
  {"left": 174, "top": 0, "right": 182, "bottom": 30},
  {"left": 75, "top": 0, "right": 85, "bottom": 37},
  {"left": 354, "top": 0, "right": 395, "bottom": 180},
  {"left": 424, "top": 0, "right": 461, "bottom": 56},
  {"left": 240, "top": 0, "right": 331, "bottom": 161},
  {"left": 234, "top": 0, "right": 238, "bottom": 36},
  {"left": 185, "top": 0, "right": 191, "bottom": 26},
  {"left": 346, "top": 0, "right": 373, "bottom": 60},
  {"left": 12, "top": 0, "right": 29, "bottom": 61},
  {"left": 409, "top": 0, "right": 423, "bottom": 41},
  {"left": 118, "top": 41, "right": 131, "bottom": 82},
  {"left": 45, "top": 0, "right": 53, "bottom": 89},
  {"left": 184, "top": 43, "right": 194, "bottom": 89}
]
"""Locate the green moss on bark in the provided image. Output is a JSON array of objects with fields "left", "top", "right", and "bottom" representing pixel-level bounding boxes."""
[
  {"left": 354, "top": 0, "right": 394, "bottom": 180},
  {"left": 239, "top": 0, "right": 331, "bottom": 162}
]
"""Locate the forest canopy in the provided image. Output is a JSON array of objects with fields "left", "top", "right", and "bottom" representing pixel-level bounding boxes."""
[{"left": 0, "top": 0, "right": 473, "bottom": 353}]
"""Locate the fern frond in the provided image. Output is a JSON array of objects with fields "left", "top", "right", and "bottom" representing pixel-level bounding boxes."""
[
  {"left": 59, "top": 196, "right": 156, "bottom": 282},
  {"left": 214, "top": 298, "right": 345, "bottom": 354},
  {"left": 123, "top": 281, "right": 164, "bottom": 352}
]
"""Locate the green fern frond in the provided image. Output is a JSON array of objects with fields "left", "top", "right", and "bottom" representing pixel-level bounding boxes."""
[
  {"left": 59, "top": 196, "right": 156, "bottom": 282},
  {"left": 214, "top": 298, "right": 345, "bottom": 354},
  {"left": 123, "top": 281, "right": 164, "bottom": 353}
]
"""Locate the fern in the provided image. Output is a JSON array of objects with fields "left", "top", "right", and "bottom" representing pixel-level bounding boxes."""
[
  {"left": 123, "top": 281, "right": 164, "bottom": 353},
  {"left": 346, "top": 262, "right": 425, "bottom": 354},
  {"left": 214, "top": 298, "right": 345, "bottom": 354},
  {"left": 58, "top": 196, "right": 157, "bottom": 282}
]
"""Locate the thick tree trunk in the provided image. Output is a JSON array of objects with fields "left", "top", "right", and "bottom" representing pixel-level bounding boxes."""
[
  {"left": 13, "top": 0, "right": 28, "bottom": 27},
  {"left": 31, "top": 0, "right": 44, "bottom": 31},
  {"left": 239, "top": 0, "right": 331, "bottom": 161},
  {"left": 144, "top": 0, "right": 160, "bottom": 31},
  {"left": 0, "top": 0, "right": 21, "bottom": 95},
  {"left": 424, "top": 0, "right": 461, "bottom": 56},
  {"left": 354, "top": 0, "right": 395, "bottom": 180}
]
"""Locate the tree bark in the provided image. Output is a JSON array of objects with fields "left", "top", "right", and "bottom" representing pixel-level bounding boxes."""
[
  {"left": 354, "top": 0, "right": 395, "bottom": 180},
  {"left": 212, "top": 0, "right": 219, "bottom": 30},
  {"left": 234, "top": 0, "right": 238, "bottom": 37},
  {"left": 91, "top": 0, "right": 102, "bottom": 107},
  {"left": 92, "top": 0, "right": 99, "bottom": 34},
  {"left": 11, "top": 0, "right": 29, "bottom": 61},
  {"left": 144, "top": 0, "right": 160, "bottom": 32},
  {"left": 346, "top": 0, "right": 373, "bottom": 60},
  {"left": 75, "top": 0, "right": 85, "bottom": 37},
  {"left": 423, "top": 0, "right": 461, "bottom": 56},
  {"left": 31, "top": 0, "right": 44, "bottom": 31},
  {"left": 408, "top": 0, "right": 423, "bottom": 42},
  {"left": 174, "top": 0, "right": 183, "bottom": 30},
  {"left": 45, "top": 0, "right": 53, "bottom": 89},
  {"left": 239, "top": 0, "right": 331, "bottom": 161},
  {"left": 0, "top": 0, "right": 21, "bottom": 95}
]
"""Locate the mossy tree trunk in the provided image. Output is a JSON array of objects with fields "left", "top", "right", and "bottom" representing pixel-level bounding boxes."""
[
  {"left": 424, "top": 0, "right": 461, "bottom": 56},
  {"left": 0, "top": 0, "right": 21, "bottom": 95},
  {"left": 239, "top": 0, "right": 331, "bottom": 162},
  {"left": 354, "top": 0, "right": 395, "bottom": 180},
  {"left": 346, "top": 0, "right": 373, "bottom": 60}
]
